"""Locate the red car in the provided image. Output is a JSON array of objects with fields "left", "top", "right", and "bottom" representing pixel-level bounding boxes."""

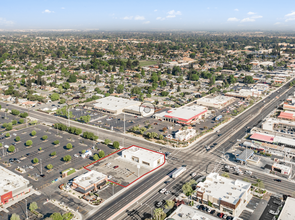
[
  {"left": 218, "top": 213, "right": 224, "bottom": 218},
  {"left": 114, "top": 166, "right": 119, "bottom": 169}
]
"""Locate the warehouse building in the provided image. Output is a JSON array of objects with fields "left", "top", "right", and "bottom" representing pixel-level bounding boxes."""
[
  {"left": 196, "top": 173, "right": 251, "bottom": 216},
  {"left": 0, "top": 166, "right": 30, "bottom": 205},
  {"left": 72, "top": 170, "right": 108, "bottom": 195},
  {"left": 93, "top": 96, "right": 141, "bottom": 115},
  {"left": 121, "top": 145, "right": 165, "bottom": 168},
  {"left": 154, "top": 105, "right": 208, "bottom": 125},
  {"left": 196, "top": 95, "right": 235, "bottom": 109}
]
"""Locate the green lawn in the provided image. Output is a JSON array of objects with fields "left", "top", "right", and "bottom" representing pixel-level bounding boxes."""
[{"left": 139, "top": 60, "right": 159, "bottom": 67}]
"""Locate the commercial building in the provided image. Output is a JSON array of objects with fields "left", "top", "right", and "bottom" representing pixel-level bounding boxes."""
[
  {"left": 72, "top": 170, "right": 108, "bottom": 195},
  {"left": 154, "top": 105, "right": 208, "bottom": 125},
  {"left": 262, "top": 118, "right": 295, "bottom": 131},
  {"left": 196, "top": 95, "right": 235, "bottom": 109},
  {"left": 278, "top": 197, "right": 295, "bottom": 220},
  {"left": 226, "top": 89, "right": 261, "bottom": 99},
  {"left": 167, "top": 204, "right": 219, "bottom": 220},
  {"left": 0, "top": 166, "right": 30, "bottom": 205},
  {"left": 174, "top": 127, "right": 197, "bottom": 141},
  {"left": 121, "top": 145, "right": 165, "bottom": 168},
  {"left": 196, "top": 173, "right": 251, "bottom": 216},
  {"left": 93, "top": 96, "right": 141, "bottom": 115},
  {"left": 250, "top": 132, "right": 295, "bottom": 148},
  {"left": 283, "top": 103, "right": 295, "bottom": 112},
  {"left": 235, "top": 149, "right": 255, "bottom": 164},
  {"left": 272, "top": 163, "right": 291, "bottom": 176}
]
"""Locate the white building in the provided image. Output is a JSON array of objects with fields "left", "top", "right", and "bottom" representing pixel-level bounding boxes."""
[
  {"left": 154, "top": 105, "right": 208, "bottom": 125},
  {"left": 278, "top": 197, "right": 295, "bottom": 220},
  {"left": 196, "top": 173, "right": 251, "bottom": 216},
  {"left": 167, "top": 204, "right": 219, "bottom": 220},
  {"left": 174, "top": 127, "right": 197, "bottom": 141},
  {"left": 121, "top": 146, "right": 165, "bottom": 168},
  {"left": 196, "top": 95, "right": 236, "bottom": 109},
  {"left": 0, "top": 166, "right": 30, "bottom": 205},
  {"left": 93, "top": 96, "right": 141, "bottom": 115}
]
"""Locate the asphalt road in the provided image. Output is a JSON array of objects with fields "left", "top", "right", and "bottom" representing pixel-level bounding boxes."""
[{"left": 1, "top": 81, "right": 294, "bottom": 219}]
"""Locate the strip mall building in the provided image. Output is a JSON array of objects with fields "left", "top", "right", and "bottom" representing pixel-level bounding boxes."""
[
  {"left": 154, "top": 105, "right": 208, "bottom": 125},
  {"left": 0, "top": 166, "right": 30, "bottom": 205}
]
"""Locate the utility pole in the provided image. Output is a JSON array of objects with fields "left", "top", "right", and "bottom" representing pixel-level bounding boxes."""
[
  {"left": 25, "top": 199, "right": 28, "bottom": 219},
  {"left": 123, "top": 113, "right": 125, "bottom": 134},
  {"left": 40, "top": 159, "right": 42, "bottom": 175},
  {"left": 2, "top": 142, "right": 4, "bottom": 157}
]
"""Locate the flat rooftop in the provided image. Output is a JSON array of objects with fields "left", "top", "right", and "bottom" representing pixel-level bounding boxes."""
[
  {"left": 278, "top": 197, "right": 295, "bottom": 220},
  {"left": 197, "top": 95, "right": 235, "bottom": 104},
  {"left": 73, "top": 170, "right": 107, "bottom": 189},
  {"left": 93, "top": 96, "right": 141, "bottom": 112},
  {"left": 168, "top": 204, "right": 219, "bottom": 220},
  {"left": 122, "top": 146, "right": 163, "bottom": 162},
  {"left": 155, "top": 105, "right": 207, "bottom": 121},
  {"left": 197, "top": 173, "right": 251, "bottom": 205},
  {"left": 0, "top": 166, "right": 29, "bottom": 196}
]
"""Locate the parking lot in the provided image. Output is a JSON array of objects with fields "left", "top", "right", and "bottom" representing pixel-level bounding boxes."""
[
  {"left": 259, "top": 196, "right": 283, "bottom": 220},
  {"left": 0, "top": 124, "right": 115, "bottom": 190},
  {"left": 0, "top": 193, "right": 65, "bottom": 220},
  {"left": 91, "top": 151, "right": 151, "bottom": 186}
]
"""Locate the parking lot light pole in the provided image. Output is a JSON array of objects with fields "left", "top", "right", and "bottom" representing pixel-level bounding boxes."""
[
  {"left": 40, "top": 159, "right": 42, "bottom": 175},
  {"left": 25, "top": 198, "right": 28, "bottom": 219},
  {"left": 2, "top": 142, "right": 4, "bottom": 157},
  {"left": 124, "top": 113, "right": 125, "bottom": 134}
]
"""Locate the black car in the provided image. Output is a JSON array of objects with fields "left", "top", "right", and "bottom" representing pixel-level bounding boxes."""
[
  {"left": 274, "top": 179, "right": 282, "bottom": 182},
  {"left": 26, "top": 153, "right": 30, "bottom": 156},
  {"left": 199, "top": 205, "right": 204, "bottom": 210},
  {"left": 210, "top": 210, "right": 216, "bottom": 215}
]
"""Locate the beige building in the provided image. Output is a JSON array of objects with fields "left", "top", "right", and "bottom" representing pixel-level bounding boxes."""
[
  {"left": 196, "top": 173, "right": 251, "bottom": 216},
  {"left": 196, "top": 95, "right": 235, "bottom": 109}
]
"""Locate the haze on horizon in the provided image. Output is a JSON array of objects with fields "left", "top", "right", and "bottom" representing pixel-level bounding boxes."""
[{"left": 0, "top": 0, "right": 295, "bottom": 31}]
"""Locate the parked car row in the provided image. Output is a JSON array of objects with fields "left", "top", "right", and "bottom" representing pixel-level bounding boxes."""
[{"left": 197, "top": 204, "right": 233, "bottom": 220}]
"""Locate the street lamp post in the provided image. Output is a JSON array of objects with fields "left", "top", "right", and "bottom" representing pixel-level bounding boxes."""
[
  {"left": 25, "top": 199, "right": 28, "bottom": 219},
  {"left": 2, "top": 142, "right": 4, "bottom": 157},
  {"left": 123, "top": 113, "right": 125, "bottom": 134},
  {"left": 40, "top": 159, "right": 42, "bottom": 175}
]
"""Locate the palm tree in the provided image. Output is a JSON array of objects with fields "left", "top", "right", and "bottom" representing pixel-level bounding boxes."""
[{"left": 154, "top": 208, "right": 164, "bottom": 220}]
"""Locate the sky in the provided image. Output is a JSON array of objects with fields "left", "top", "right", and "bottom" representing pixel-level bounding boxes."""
[{"left": 0, "top": 0, "right": 295, "bottom": 31}]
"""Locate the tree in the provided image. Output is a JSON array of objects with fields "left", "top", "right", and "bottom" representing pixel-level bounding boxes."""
[
  {"left": 154, "top": 208, "right": 166, "bottom": 220},
  {"left": 63, "top": 212, "right": 74, "bottom": 220},
  {"left": 6, "top": 123, "right": 12, "bottom": 130},
  {"left": 19, "top": 118, "right": 24, "bottom": 124},
  {"left": 47, "top": 164, "right": 53, "bottom": 170},
  {"left": 12, "top": 120, "right": 17, "bottom": 125},
  {"left": 116, "top": 84, "right": 124, "bottom": 93},
  {"left": 20, "top": 112, "right": 28, "bottom": 118},
  {"left": 50, "top": 93, "right": 60, "bottom": 101},
  {"left": 59, "top": 99, "right": 66, "bottom": 104},
  {"left": 177, "top": 85, "right": 181, "bottom": 92},
  {"left": 10, "top": 213, "right": 20, "bottom": 220},
  {"left": 26, "top": 140, "right": 33, "bottom": 146},
  {"left": 42, "top": 135, "right": 48, "bottom": 140},
  {"left": 165, "top": 200, "right": 175, "bottom": 209},
  {"left": 75, "top": 128, "right": 82, "bottom": 135},
  {"left": 68, "top": 74, "right": 77, "bottom": 83},
  {"left": 31, "top": 130, "right": 36, "bottom": 136},
  {"left": 99, "top": 150, "right": 105, "bottom": 158},
  {"left": 80, "top": 115, "right": 91, "bottom": 123},
  {"left": 5, "top": 133, "right": 10, "bottom": 137},
  {"left": 93, "top": 154, "right": 99, "bottom": 161},
  {"left": 221, "top": 172, "right": 229, "bottom": 178},
  {"left": 113, "top": 141, "right": 120, "bottom": 149},
  {"left": 63, "top": 155, "right": 72, "bottom": 162},
  {"left": 8, "top": 145, "right": 15, "bottom": 152},
  {"left": 244, "top": 75, "right": 255, "bottom": 84},
  {"left": 51, "top": 151, "right": 56, "bottom": 156},
  {"left": 50, "top": 212, "right": 63, "bottom": 220},
  {"left": 182, "top": 182, "right": 193, "bottom": 195},
  {"left": 15, "top": 136, "right": 20, "bottom": 142},
  {"left": 29, "top": 201, "right": 38, "bottom": 211},
  {"left": 190, "top": 52, "right": 196, "bottom": 58},
  {"left": 33, "top": 158, "right": 39, "bottom": 164},
  {"left": 53, "top": 140, "right": 60, "bottom": 145},
  {"left": 104, "top": 139, "right": 111, "bottom": 145},
  {"left": 81, "top": 150, "right": 86, "bottom": 154},
  {"left": 11, "top": 109, "right": 20, "bottom": 115},
  {"left": 66, "top": 143, "right": 73, "bottom": 149}
]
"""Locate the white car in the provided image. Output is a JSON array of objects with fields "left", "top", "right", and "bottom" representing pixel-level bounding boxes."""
[
  {"left": 160, "top": 188, "right": 166, "bottom": 193},
  {"left": 191, "top": 172, "right": 196, "bottom": 177},
  {"left": 207, "top": 208, "right": 211, "bottom": 213},
  {"left": 245, "top": 170, "right": 252, "bottom": 175},
  {"left": 74, "top": 154, "right": 79, "bottom": 158}
]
